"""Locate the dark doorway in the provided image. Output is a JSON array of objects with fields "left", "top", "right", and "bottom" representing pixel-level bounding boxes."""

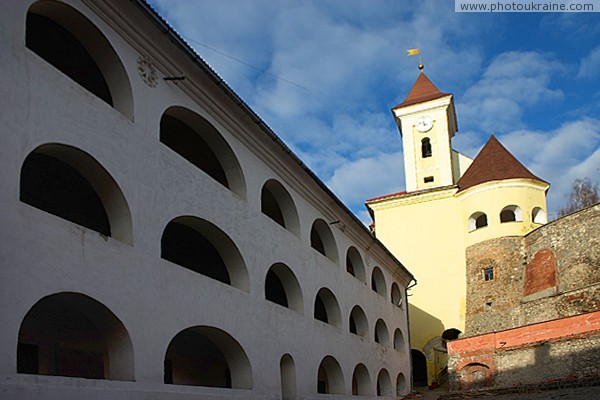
[{"left": 411, "top": 349, "right": 428, "bottom": 387}]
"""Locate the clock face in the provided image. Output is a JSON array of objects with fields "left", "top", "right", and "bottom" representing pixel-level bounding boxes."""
[{"left": 415, "top": 116, "right": 433, "bottom": 132}]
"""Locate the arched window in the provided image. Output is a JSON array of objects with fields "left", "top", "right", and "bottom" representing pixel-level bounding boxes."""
[
  {"left": 265, "top": 263, "right": 303, "bottom": 313},
  {"left": 160, "top": 107, "right": 246, "bottom": 198},
  {"left": 310, "top": 219, "right": 339, "bottom": 263},
  {"left": 164, "top": 326, "right": 252, "bottom": 389},
  {"left": 261, "top": 179, "right": 300, "bottom": 236},
  {"left": 391, "top": 282, "right": 402, "bottom": 307},
  {"left": 374, "top": 319, "right": 390, "bottom": 346},
  {"left": 313, "top": 288, "right": 341, "bottom": 327},
  {"left": 371, "top": 267, "right": 386, "bottom": 297},
  {"left": 26, "top": 1, "right": 133, "bottom": 118},
  {"left": 280, "top": 354, "right": 296, "bottom": 400},
  {"left": 468, "top": 212, "right": 488, "bottom": 232},
  {"left": 421, "top": 138, "right": 432, "bottom": 158},
  {"left": 476, "top": 214, "right": 488, "bottom": 228},
  {"left": 161, "top": 216, "right": 249, "bottom": 291},
  {"left": 396, "top": 373, "right": 408, "bottom": 396},
  {"left": 532, "top": 207, "right": 547, "bottom": 224},
  {"left": 20, "top": 143, "right": 133, "bottom": 244},
  {"left": 317, "top": 356, "right": 344, "bottom": 394},
  {"left": 18, "top": 292, "right": 134, "bottom": 380},
  {"left": 376, "top": 369, "right": 392, "bottom": 397},
  {"left": 349, "top": 305, "right": 369, "bottom": 338},
  {"left": 394, "top": 329, "right": 405, "bottom": 351},
  {"left": 352, "top": 364, "right": 371, "bottom": 396},
  {"left": 500, "top": 205, "right": 522, "bottom": 223},
  {"left": 346, "top": 246, "right": 366, "bottom": 283}
]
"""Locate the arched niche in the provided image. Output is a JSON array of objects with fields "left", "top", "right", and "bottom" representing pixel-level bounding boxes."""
[
  {"left": 20, "top": 143, "right": 133, "bottom": 244},
  {"left": 394, "top": 329, "right": 405, "bottom": 352},
  {"left": 313, "top": 288, "right": 341, "bottom": 328},
  {"left": 261, "top": 179, "right": 300, "bottom": 237},
  {"left": 164, "top": 326, "right": 252, "bottom": 389},
  {"left": 265, "top": 263, "right": 303, "bottom": 313},
  {"left": 376, "top": 369, "right": 392, "bottom": 397},
  {"left": 161, "top": 216, "right": 249, "bottom": 291},
  {"left": 346, "top": 246, "right": 366, "bottom": 283},
  {"left": 349, "top": 305, "right": 369, "bottom": 339},
  {"left": 396, "top": 373, "right": 408, "bottom": 396},
  {"left": 371, "top": 267, "right": 386, "bottom": 297},
  {"left": 160, "top": 106, "right": 246, "bottom": 198},
  {"left": 17, "top": 292, "right": 134, "bottom": 381},
  {"left": 391, "top": 282, "right": 403, "bottom": 307},
  {"left": 26, "top": 1, "right": 133, "bottom": 118},
  {"left": 310, "top": 218, "right": 339, "bottom": 263},
  {"left": 317, "top": 355, "right": 344, "bottom": 394},
  {"left": 374, "top": 319, "right": 390, "bottom": 346},
  {"left": 352, "top": 363, "right": 371, "bottom": 396},
  {"left": 280, "top": 354, "right": 296, "bottom": 400}
]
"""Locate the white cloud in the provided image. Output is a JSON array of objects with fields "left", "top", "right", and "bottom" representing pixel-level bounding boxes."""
[
  {"left": 459, "top": 51, "right": 564, "bottom": 133},
  {"left": 499, "top": 118, "right": 600, "bottom": 217},
  {"left": 326, "top": 151, "right": 405, "bottom": 212},
  {"left": 578, "top": 46, "right": 600, "bottom": 79}
]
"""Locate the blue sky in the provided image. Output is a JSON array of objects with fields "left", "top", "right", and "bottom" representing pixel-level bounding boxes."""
[{"left": 147, "top": 0, "right": 600, "bottom": 222}]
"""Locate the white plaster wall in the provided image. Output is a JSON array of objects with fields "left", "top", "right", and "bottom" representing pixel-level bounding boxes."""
[{"left": 0, "top": 0, "right": 412, "bottom": 398}]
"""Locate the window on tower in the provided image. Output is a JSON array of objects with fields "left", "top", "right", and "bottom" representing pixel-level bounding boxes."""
[
  {"left": 421, "top": 138, "right": 432, "bottom": 158},
  {"left": 468, "top": 212, "right": 488, "bottom": 232},
  {"left": 483, "top": 268, "right": 494, "bottom": 281}
]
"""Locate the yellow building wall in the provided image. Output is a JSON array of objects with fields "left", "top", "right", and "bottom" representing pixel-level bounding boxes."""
[
  {"left": 370, "top": 188, "right": 466, "bottom": 383},
  {"left": 457, "top": 180, "right": 549, "bottom": 247}
]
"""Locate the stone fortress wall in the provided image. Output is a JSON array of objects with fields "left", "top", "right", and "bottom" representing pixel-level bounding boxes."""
[{"left": 448, "top": 203, "right": 600, "bottom": 390}]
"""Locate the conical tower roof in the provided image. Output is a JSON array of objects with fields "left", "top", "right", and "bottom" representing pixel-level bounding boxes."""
[
  {"left": 457, "top": 135, "right": 548, "bottom": 192},
  {"left": 393, "top": 72, "right": 451, "bottom": 109}
]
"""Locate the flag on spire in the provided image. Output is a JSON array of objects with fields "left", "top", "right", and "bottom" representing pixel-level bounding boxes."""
[{"left": 407, "top": 48, "right": 420, "bottom": 56}]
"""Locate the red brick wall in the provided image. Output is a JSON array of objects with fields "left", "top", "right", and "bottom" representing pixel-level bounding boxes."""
[
  {"left": 523, "top": 248, "right": 557, "bottom": 299},
  {"left": 448, "top": 311, "right": 600, "bottom": 390}
]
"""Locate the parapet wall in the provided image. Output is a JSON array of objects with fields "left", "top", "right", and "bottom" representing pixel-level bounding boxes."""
[
  {"left": 450, "top": 203, "right": 600, "bottom": 391},
  {"left": 465, "top": 203, "right": 600, "bottom": 336},
  {"left": 448, "top": 311, "right": 600, "bottom": 391}
]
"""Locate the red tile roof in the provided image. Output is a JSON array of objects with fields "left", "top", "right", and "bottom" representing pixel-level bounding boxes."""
[
  {"left": 366, "top": 191, "right": 408, "bottom": 203},
  {"left": 393, "top": 72, "right": 450, "bottom": 109},
  {"left": 457, "top": 135, "right": 548, "bottom": 192}
]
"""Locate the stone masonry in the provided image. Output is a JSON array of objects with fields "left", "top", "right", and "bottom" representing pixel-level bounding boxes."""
[
  {"left": 448, "top": 203, "right": 600, "bottom": 391},
  {"left": 465, "top": 203, "right": 600, "bottom": 336}
]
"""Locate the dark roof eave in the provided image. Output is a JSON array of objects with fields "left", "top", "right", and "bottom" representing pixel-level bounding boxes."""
[{"left": 392, "top": 92, "right": 452, "bottom": 110}]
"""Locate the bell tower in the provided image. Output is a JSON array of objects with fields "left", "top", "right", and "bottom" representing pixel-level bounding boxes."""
[{"left": 392, "top": 72, "right": 458, "bottom": 192}]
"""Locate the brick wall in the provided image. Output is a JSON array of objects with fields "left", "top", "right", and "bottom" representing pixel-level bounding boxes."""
[
  {"left": 448, "top": 312, "right": 600, "bottom": 391},
  {"left": 450, "top": 203, "right": 600, "bottom": 391},
  {"left": 465, "top": 203, "right": 600, "bottom": 336}
]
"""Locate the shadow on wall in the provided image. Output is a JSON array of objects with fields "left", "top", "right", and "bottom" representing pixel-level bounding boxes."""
[
  {"left": 449, "top": 323, "right": 600, "bottom": 391},
  {"left": 408, "top": 303, "right": 448, "bottom": 387}
]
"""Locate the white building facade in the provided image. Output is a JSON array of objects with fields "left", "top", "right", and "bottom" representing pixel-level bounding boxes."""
[{"left": 0, "top": 1, "right": 414, "bottom": 399}]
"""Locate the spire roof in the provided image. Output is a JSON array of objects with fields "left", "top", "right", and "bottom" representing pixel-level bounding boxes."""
[
  {"left": 393, "top": 72, "right": 450, "bottom": 109},
  {"left": 457, "top": 135, "right": 548, "bottom": 192}
]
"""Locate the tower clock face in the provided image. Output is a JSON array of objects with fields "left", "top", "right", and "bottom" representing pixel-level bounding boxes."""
[{"left": 415, "top": 116, "right": 433, "bottom": 132}]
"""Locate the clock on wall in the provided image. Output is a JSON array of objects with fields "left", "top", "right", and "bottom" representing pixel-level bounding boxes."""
[{"left": 415, "top": 116, "right": 433, "bottom": 132}]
